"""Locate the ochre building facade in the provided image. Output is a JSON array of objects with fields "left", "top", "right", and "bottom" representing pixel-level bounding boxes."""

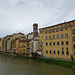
[
  {"left": 12, "top": 37, "right": 28, "bottom": 55},
  {"left": 39, "top": 20, "right": 75, "bottom": 60}
]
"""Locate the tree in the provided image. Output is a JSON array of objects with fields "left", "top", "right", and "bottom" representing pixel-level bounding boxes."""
[
  {"left": 71, "top": 54, "right": 74, "bottom": 61},
  {"left": 31, "top": 52, "right": 39, "bottom": 58}
]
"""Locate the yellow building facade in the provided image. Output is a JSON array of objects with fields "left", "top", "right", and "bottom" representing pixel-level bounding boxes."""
[
  {"left": 0, "top": 38, "right": 4, "bottom": 52},
  {"left": 39, "top": 20, "right": 75, "bottom": 60},
  {"left": 12, "top": 37, "right": 28, "bottom": 55}
]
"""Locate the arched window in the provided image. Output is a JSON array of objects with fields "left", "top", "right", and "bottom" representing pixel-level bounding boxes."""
[
  {"left": 62, "top": 50, "right": 64, "bottom": 55},
  {"left": 46, "top": 50, "right": 48, "bottom": 54},
  {"left": 49, "top": 50, "right": 51, "bottom": 54},
  {"left": 66, "top": 50, "right": 69, "bottom": 55},
  {"left": 54, "top": 51, "right": 55, "bottom": 54}
]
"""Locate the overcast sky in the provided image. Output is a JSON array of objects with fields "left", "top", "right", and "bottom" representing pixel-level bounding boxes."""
[{"left": 0, "top": 0, "right": 75, "bottom": 37}]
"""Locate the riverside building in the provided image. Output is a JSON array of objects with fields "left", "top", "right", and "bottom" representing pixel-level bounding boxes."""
[
  {"left": 0, "top": 38, "right": 4, "bottom": 52},
  {"left": 39, "top": 20, "right": 75, "bottom": 60},
  {"left": 27, "top": 23, "right": 43, "bottom": 56},
  {"left": 3, "top": 32, "right": 26, "bottom": 53},
  {"left": 12, "top": 37, "right": 30, "bottom": 55}
]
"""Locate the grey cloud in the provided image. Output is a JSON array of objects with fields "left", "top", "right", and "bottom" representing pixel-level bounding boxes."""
[{"left": 0, "top": 0, "right": 75, "bottom": 37}]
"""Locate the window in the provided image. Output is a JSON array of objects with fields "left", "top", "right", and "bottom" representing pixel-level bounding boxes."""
[
  {"left": 57, "top": 35, "right": 59, "bottom": 39},
  {"left": 43, "top": 29, "right": 44, "bottom": 31},
  {"left": 45, "top": 32, "right": 47, "bottom": 34},
  {"left": 49, "top": 31, "right": 51, "bottom": 33},
  {"left": 49, "top": 42, "right": 51, "bottom": 46},
  {"left": 53, "top": 35, "right": 55, "bottom": 39},
  {"left": 74, "top": 52, "right": 75, "bottom": 55},
  {"left": 56, "top": 30, "right": 59, "bottom": 32},
  {"left": 49, "top": 36, "right": 51, "bottom": 39},
  {"left": 62, "top": 48, "right": 64, "bottom": 50},
  {"left": 40, "top": 45, "right": 42, "bottom": 47},
  {"left": 65, "top": 33, "right": 68, "bottom": 38},
  {"left": 69, "top": 23, "right": 71, "bottom": 25},
  {"left": 34, "top": 27, "right": 36, "bottom": 30},
  {"left": 73, "top": 36, "right": 75, "bottom": 41},
  {"left": 73, "top": 21, "right": 74, "bottom": 24},
  {"left": 53, "top": 31, "right": 55, "bottom": 33},
  {"left": 60, "top": 29, "right": 63, "bottom": 31},
  {"left": 53, "top": 42, "right": 55, "bottom": 45},
  {"left": 66, "top": 47, "right": 68, "bottom": 50},
  {"left": 57, "top": 42, "right": 59, "bottom": 45},
  {"left": 49, "top": 28, "right": 51, "bottom": 30},
  {"left": 61, "top": 25, "right": 63, "bottom": 27},
  {"left": 62, "top": 50, "right": 64, "bottom": 55},
  {"left": 72, "top": 29, "right": 75, "bottom": 34},
  {"left": 46, "top": 28, "right": 47, "bottom": 31},
  {"left": 40, "top": 31, "right": 42, "bottom": 33},
  {"left": 53, "top": 27, "right": 54, "bottom": 29},
  {"left": 65, "top": 24, "right": 67, "bottom": 27},
  {"left": 57, "top": 51, "right": 60, "bottom": 54},
  {"left": 61, "top": 34, "right": 63, "bottom": 38},
  {"left": 45, "top": 36, "right": 48, "bottom": 40},
  {"left": 46, "top": 50, "right": 48, "bottom": 54},
  {"left": 66, "top": 28, "right": 67, "bottom": 30},
  {"left": 57, "top": 26, "right": 59, "bottom": 28},
  {"left": 23, "top": 49, "right": 25, "bottom": 51},
  {"left": 66, "top": 41, "right": 68, "bottom": 45},
  {"left": 61, "top": 42, "right": 64, "bottom": 45},
  {"left": 73, "top": 44, "right": 75, "bottom": 49},
  {"left": 49, "top": 50, "right": 51, "bottom": 54},
  {"left": 54, "top": 51, "right": 55, "bottom": 54},
  {"left": 46, "top": 42, "right": 48, "bottom": 46},
  {"left": 66, "top": 50, "right": 69, "bottom": 55}
]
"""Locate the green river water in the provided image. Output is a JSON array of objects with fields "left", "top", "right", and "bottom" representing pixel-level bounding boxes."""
[{"left": 0, "top": 54, "right": 75, "bottom": 75}]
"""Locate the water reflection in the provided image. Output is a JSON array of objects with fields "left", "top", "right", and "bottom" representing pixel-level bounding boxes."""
[{"left": 0, "top": 54, "right": 75, "bottom": 75}]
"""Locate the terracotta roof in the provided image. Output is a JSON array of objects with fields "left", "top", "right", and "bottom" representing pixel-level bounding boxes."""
[{"left": 36, "top": 50, "right": 42, "bottom": 51}]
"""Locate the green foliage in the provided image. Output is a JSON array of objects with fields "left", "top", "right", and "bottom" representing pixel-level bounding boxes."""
[
  {"left": 16, "top": 55, "right": 75, "bottom": 68},
  {"left": 31, "top": 52, "right": 39, "bottom": 56},
  {"left": 31, "top": 52, "right": 34, "bottom": 56},
  {"left": 71, "top": 54, "right": 74, "bottom": 61}
]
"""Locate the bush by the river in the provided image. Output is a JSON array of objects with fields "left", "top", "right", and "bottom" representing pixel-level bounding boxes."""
[{"left": 16, "top": 55, "right": 75, "bottom": 68}]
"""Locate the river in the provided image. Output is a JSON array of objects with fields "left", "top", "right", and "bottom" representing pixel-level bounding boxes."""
[{"left": 0, "top": 54, "right": 75, "bottom": 75}]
